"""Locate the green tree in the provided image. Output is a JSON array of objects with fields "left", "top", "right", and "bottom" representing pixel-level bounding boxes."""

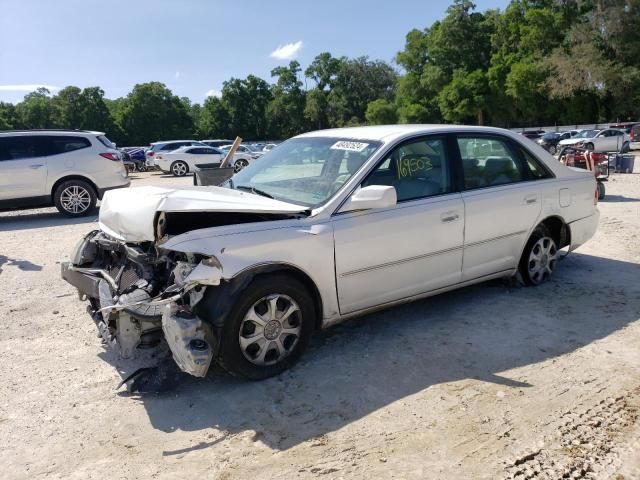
[
  {"left": 305, "top": 52, "right": 344, "bottom": 90},
  {"left": 304, "top": 89, "right": 330, "bottom": 130},
  {"left": 54, "top": 86, "right": 83, "bottom": 128},
  {"left": 15, "top": 88, "right": 57, "bottom": 129},
  {"left": 438, "top": 69, "right": 489, "bottom": 123},
  {"left": 198, "top": 96, "right": 232, "bottom": 139},
  {"left": 221, "top": 75, "right": 272, "bottom": 139},
  {"left": 365, "top": 99, "right": 398, "bottom": 125},
  {"left": 0, "top": 102, "right": 18, "bottom": 130},
  {"left": 268, "top": 61, "right": 306, "bottom": 138},
  {"left": 117, "top": 82, "right": 194, "bottom": 145}
]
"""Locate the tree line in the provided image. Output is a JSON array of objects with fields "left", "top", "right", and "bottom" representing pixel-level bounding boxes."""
[{"left": 1, "top": 0, "right": 638, "bottom": 146}]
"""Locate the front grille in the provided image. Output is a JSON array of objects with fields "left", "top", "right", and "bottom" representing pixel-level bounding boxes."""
[{"left": 109, "top": 266, "right": 141, "bottom": 292}]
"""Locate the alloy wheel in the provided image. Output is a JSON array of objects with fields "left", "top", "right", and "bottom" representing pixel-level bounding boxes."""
[
  {"left": 234, "top": 159, "right": 248, "bottom": 172},
  {"left": 59, "top": 185, "right": 91, "bottom": 214},
  {"left": 238, "top": 294, "right": 302, "bottom": 366},
  {"left": 172, "top": 162, "right": 188, "bottom": 176},
  {"left": 527, "top": 236, "right": 557, "bottom": 285}
]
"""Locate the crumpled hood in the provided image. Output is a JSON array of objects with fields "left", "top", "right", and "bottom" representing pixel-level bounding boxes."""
[{"left": 99, "top": 185, "right": 307, "bottom": 242}]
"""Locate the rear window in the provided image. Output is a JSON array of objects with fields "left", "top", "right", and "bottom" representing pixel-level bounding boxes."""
[
  {"left": 97, "top": 135, "right": 116, "bottom": 149},
  {"left": 47, "top": 136, "right": 91, "bottom": 155}
]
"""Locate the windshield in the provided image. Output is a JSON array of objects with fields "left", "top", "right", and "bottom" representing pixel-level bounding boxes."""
[{"left": 229, "top": 137, "right": 382, "bottom": 207}]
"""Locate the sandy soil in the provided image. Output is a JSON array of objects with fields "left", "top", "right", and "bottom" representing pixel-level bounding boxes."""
[{"left": 1, "top": 170, "right": 639, "bottom": 479}]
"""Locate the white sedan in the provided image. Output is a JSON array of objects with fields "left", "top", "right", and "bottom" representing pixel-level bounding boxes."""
[
  {"left": 559, "top": 128, "right": 629, "bottom": 153},
  {"left": 218, "top": 144, "right": 260, "bottom": 171},
  {"left": 154, "top": 146, "right": 224, "bottom": 176},
  {"left": 62, "top": 125, "right": 599, "bottom": 388}
]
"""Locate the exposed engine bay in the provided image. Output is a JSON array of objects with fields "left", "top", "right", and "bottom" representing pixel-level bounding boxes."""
[{"left": 61, "top": 228, "right": 223, "bottom": 387}]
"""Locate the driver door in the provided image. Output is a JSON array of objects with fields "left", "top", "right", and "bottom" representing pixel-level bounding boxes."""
[{"left": 332, "top": 135, "right": 464, "bottom": 314}]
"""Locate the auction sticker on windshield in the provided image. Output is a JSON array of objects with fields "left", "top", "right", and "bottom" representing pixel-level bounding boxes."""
[{"left": 330, "top": 141, "right": 370, "bottom": 152}]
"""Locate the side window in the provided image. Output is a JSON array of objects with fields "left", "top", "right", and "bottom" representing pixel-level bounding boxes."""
[
  {"left": 0, "top": 136, "right": 36, "bottom": 160},
  {"left": 363, "top": 136, "right": 451, "bottom": 202},
  {"left": 518, "top": 146, "right": 553, "bottom": 180},
  {"left": 457, "top": 136, "right": 524, "bottom": 189},
  {"left": 46, "top": 136, "right": 91, "bottom": 155}
]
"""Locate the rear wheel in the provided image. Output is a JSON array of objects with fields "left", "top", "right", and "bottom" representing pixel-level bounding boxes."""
[
  {"left": 234, "top": 159, "right": 249, "bottom": 172},
  {"left": 519, "top": 227, "right": 558, "bottom": 286},
  {"left": 216, "top": 274, "right": 315, "bottom": 380},
  {"left": 53, "top": 180, "right": 97, "bottom": 217},
  {"left": 171, "top": 161, "right": 188, "bottom": 176}
]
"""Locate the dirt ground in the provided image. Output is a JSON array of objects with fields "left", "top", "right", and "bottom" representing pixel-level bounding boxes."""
[{"left": 1, "top": 170, "right": 639, "bottom": 479}]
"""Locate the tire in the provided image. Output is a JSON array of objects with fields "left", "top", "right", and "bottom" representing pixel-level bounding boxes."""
[
  {"left": 548, "top": 145, "right": 557, "bottom": 155},
  {"left": 216, "top": 274, "right": 315, "bottom": 380},
  {"left": 518, "top": 226, "right": 559, "bottom": 286},
  {"left": 597, "top": 181, "right": 605, "bottom": 200},
  {"left": 584, "top": 143, "right": 594, "bottom": 151},
  {"left": 53, "top": 179, "right": 97, "bottom": 217},
  {"left": 234, "top": 159, "right": 249, "bottom": 173},
  {"left": 621, "top": 141, "right": 630, "bottom": 154},
  {"left": 170, "top": 161, "right": 189, "bottom": 176}
]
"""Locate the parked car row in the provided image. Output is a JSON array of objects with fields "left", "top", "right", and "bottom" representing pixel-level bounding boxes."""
[{"left": 529, "top": 126, "right": 636, "bottom": 155}]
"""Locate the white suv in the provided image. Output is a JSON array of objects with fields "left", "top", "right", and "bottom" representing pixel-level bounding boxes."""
[{"left": 0, "top": 130, "right": 130, "bottom": 216}]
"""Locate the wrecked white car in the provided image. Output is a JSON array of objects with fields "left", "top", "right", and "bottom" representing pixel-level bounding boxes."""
[{"left": 62, "top": 125, "right": 599, "bottom": 387}]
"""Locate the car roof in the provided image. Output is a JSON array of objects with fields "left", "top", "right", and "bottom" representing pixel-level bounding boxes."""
[
  {"left": 295, "top": 124, "right": 526, "bottom": 144},
  {"left": 150, "top": 140, "right": 203, "bottom": 145},
  {"left": 0, "top": 129, "right": 105, "bottom": 136}
]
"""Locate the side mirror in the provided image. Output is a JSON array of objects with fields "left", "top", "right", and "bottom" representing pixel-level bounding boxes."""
[{"left": 340, "top": 185, "right": 397, "bottom": 213}]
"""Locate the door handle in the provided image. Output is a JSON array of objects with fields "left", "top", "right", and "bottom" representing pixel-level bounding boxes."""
[
  {"left": 524, "top": 195, "right": 537, "bottom": 205},
  {"left": 29, "top": 164, "right": 44, "bottom": 169},
  {"left": 440, "top": 211, "right": 460, "bottom": 223}
]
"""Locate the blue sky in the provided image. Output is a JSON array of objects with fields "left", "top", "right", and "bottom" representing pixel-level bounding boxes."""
[{"left": 0, "top": 0, "right": 509, "bottom": 104}]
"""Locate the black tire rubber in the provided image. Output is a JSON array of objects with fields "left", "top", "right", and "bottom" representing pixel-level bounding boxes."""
[
  {"left": 518, "top": 225, "right": 557, "bottom": 286},
  {"left": 234, "top": 159, "right": 249, "bottom": 172},
  {"left": 621, "top": 142, "right": 630, "bottom": 154},
  {"left": 597, "top": 181, "right": 605, "bottom": 200},
  {"left": 216, "top": 274, "right": 315, "bottom": 380},
  {"left": 170, "top": 161, "right": 188, "bottom": 176},
  {"left": 584, "top": 143, "right": 594, "bottom": 151},
  {"left": 53, "top": 179, "right": 97, "bottom": 217},
  {"left": 548, "top": 145, "right": 557, "bottom": 155}
]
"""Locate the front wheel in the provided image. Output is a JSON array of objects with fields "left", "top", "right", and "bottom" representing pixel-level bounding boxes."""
[
  {"left": 519, "top": 227, "right": 558, "bottom": 286},
  {"left": 548, "top": 145, "right": 557, "bottom": 155},
  {"left": 171, "top": 161, "right": 189, "bottom": 176},
  {"left": 584, "top": 143, "right": 594, "bottom": 151},
  {"left": 53, "top": 180, "right": 97, "bottom": 217},
  {"left": 216, "top": 274, "right": 315, "bottom": 380},
  {"left": 597, "top": 181, "right": 605, "bottom": 200}
]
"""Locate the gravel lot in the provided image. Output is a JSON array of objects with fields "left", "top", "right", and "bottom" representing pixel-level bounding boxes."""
[{"left": 1, "top": 171, "right": 639, "bottom": 479}]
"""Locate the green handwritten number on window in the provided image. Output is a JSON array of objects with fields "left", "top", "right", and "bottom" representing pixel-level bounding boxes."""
[{"left": 397, "top": 157, "right": 432, "bottom": 179}]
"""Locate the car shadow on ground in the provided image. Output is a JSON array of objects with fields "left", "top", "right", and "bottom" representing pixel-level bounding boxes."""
[
  {"left": 0, "top": 210, "right": 97, "bottom": 232},
  {"left": 600, "top": 194, "right": 640, "bottom": 203},
  {"left": 104, "top": 252, "right": 640, "bottom": 451}
]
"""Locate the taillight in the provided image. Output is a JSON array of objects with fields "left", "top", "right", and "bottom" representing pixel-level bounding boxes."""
[
  {"left": 146, "top": 151, "right": 154, "bottom": 156},
  {"left": 100, "top": 152, "right": 120, "bottom": 161}
]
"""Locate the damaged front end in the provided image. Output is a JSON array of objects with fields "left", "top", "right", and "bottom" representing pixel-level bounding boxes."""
[{"left": 61, "top": 229, "right": 222, "bottom": 378}]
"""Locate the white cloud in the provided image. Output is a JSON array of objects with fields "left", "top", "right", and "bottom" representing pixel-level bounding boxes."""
[
  {"left": 0, "top": 84, "right": 59, "bottom": 93},
  {"left": 270, "top": 40, "right": 303, "bottom": 60},
  {"left": 175, "top": 71, "right": 180, "bottom": 79},
  {"left": 206, "top": 89, "right": 221, "bottom": 98}
]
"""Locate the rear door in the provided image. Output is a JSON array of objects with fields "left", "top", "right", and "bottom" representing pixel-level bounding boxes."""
[
  {"left": 0, "top": 135, "right": 48, "bottom": 201},
  {"left": 454, "top": 134, "right": 542, "bottom": 281}
]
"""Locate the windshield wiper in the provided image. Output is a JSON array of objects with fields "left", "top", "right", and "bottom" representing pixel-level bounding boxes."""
[{"left": 235, "top": 185, "right": 274, "bottom": 199}]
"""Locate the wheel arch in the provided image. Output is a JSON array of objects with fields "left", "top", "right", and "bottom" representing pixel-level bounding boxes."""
[
  {"left": 195, "top": 263, "right": 324, "bottom": 331},
  {"left": 538, "top": 215, "right": 571, "bottom": 249},
  {"left": 51, "top": 175, "right": 100, "bottom": 200}
]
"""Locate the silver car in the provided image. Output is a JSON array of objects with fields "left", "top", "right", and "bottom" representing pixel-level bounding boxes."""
[{"left": 61, "top": 125, "right": 599, "bottom": 387}]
